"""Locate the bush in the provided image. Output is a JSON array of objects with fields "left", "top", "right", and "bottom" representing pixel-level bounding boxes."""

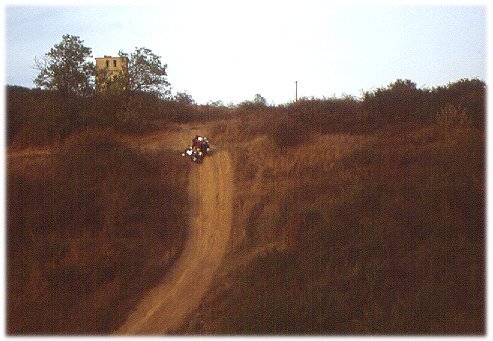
[
  {"left": 363, "top": 79, "right": 431, "bottom": 124},
  {"left": 432, "top": 79, "right": 486, "bottom": 129}
]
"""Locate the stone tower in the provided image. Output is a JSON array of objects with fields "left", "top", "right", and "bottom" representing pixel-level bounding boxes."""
[{"left": 95, "top": 55, "right": 129, "bottom": 92}]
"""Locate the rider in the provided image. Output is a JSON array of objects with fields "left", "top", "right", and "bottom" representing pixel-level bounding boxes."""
[{"left": 192, "top": 135, "right": 205, "bottom": 151}]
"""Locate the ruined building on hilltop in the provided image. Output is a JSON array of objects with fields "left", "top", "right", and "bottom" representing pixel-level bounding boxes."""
[{"left": 95, "top": 55, "right": 129, "bottom": 92}]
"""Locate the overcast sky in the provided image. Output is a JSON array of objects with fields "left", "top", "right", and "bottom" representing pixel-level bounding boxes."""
[{"left": 4, "top": 0, "right": 487, "bottom": 104}]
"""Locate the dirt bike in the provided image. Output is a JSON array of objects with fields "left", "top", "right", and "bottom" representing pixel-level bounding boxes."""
[{"left": 182, "top": 138, "right": 212, "bottom": 163}]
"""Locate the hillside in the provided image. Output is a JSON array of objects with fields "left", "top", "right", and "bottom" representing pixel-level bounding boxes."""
[
  {"left": 6, "top": 78, "right": 485, "bottom": 335},
  {"left": 180, "top": 116, "right": 484, "bottom": 334}
]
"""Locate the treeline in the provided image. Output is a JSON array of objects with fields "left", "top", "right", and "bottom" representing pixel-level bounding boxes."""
[
  {"left": 6, "top": 78, "right": 485, "bottom": 149},
  {"left": 278, "top": 77, "right": 485, "bottom": 134},
  {"left": 363, "top": 78, "right": 485, "bottom": 128},
  {"left": 219, "top": 78, "right": 485, "bottom": 151},
  {"left": 6, "top": 87, "right": 229, "bottom": 148}
]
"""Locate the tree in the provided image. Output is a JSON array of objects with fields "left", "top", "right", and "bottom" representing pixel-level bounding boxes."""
[
  {"left": 34, "top": 34, "right": 94, "bottom": 96},
  {"left": 254, "top": 93, "right": 267, "bottom": 106},
  {"left": 120, "top": 47, "right": 171, "bottom": 98},
  {"left": 237, "top": 93, "right": 268, "bottom": 112},
  {"left": 174, "top": 91, "right": 195, "bottom": 105}
]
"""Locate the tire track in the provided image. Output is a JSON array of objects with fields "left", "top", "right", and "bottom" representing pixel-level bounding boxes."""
[{"left": 115, "top": 151, "right": 233, "bottom": 334}]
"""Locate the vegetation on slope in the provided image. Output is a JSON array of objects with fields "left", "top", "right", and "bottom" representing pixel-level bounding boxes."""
[
  {"left": 7, "top": 130, "right": 189, "bottom": 334},
  {"left": 6, "top": 78, "right": 485, "bottom": 334},
  {"left": 179, "top": 80, "right": 485, "bottom": 335}
]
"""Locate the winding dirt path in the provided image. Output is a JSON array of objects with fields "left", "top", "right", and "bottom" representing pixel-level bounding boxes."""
[{"left": 115, "top": 151, "right": 233, "bottom": 334}]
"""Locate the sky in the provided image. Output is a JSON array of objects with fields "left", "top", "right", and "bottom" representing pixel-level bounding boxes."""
[{"left": 3, "top": 0, "right": 488, "bottom": 104}]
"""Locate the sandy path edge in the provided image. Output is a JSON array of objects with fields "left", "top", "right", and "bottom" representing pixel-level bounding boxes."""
[{"left": 114, "top": 151, "right": 233, "bottom": 335}]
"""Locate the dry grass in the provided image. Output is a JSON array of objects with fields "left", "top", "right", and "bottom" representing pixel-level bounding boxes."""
[
  {"left": 7, "top": 129, "right": 190, "bottom": 334},
  {"left": 7, "top": 79, "right": 485, "bottom": 335},
  {"left": 181, "top": 111, "right": 485, "bottom": 334}
]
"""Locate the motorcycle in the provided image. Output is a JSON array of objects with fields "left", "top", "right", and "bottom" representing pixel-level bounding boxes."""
[{"left": 182, "top": 137, "right": 212, "bottom": 163}]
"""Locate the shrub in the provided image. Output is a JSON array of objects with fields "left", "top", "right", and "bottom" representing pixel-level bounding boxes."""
[
  {"left": 363, "top": 79, "right": 431, "bottom": 124},
  {"left": 432, "top": 79, "right": 486, "bottom": 129}
]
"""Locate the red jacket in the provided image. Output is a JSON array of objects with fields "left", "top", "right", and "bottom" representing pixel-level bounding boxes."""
[{"left": 192, "top": 139, "right": 204, "bottom": 151}]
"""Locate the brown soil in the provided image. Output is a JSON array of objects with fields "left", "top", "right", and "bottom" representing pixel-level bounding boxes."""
[{"left": 115, "top": 150, "right": 233, "bottom": 334}]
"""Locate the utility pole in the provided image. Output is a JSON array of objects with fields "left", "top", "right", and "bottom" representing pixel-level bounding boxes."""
[{"left": 295, "top": 80, "right": 298, "bottom": 102}]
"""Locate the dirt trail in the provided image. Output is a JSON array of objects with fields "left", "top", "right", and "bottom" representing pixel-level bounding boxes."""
[{"left": 115, "top": 151, "right": 233, "bottom": 334}]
